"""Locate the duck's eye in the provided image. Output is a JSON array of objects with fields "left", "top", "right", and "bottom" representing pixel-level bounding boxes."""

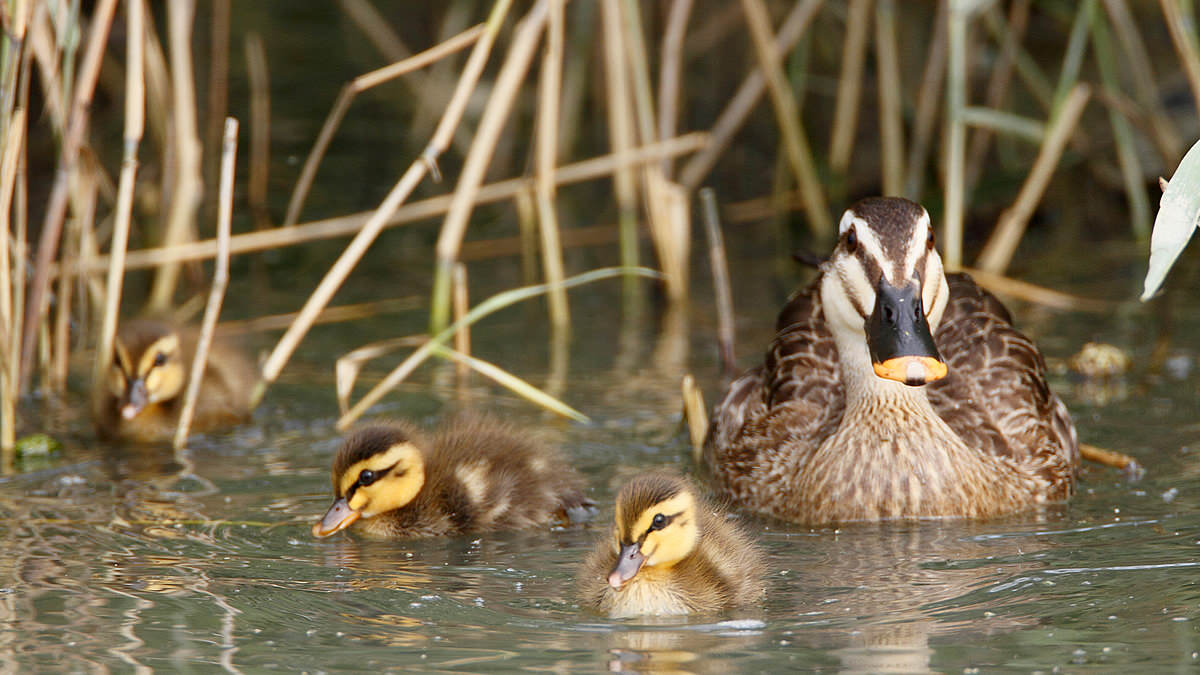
[
  {"left": 927, "top": 227, "right": 936, "bottom": 249},
  {"left": 845, "top": 227, "right": 858, "bottom": 252},
  {"left": 153, "top": 352, "right": 167, "bottom": 367},
  {"left": 358, "top": 469, "right": 378, "bottom": 486},
  {"left": 651, "top": 514, "right": 667, "bottom": 530}
]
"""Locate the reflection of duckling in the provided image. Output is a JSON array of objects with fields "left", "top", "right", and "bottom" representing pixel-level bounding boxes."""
[
  {"left": 313, "top": 416, "right": 591, "bottom": 539},
  {"left": 579, "top": 472, "right": 765, "bottom": 618},
  {"left": 93, "top": 320, "right": 254, "bottom": 442}
]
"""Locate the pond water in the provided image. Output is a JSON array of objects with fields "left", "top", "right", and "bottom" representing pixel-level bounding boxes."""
[
  {"left": 7, "top": 233, "right": 1200, "bottom": 672},
  {"left": 8, "top": 3, "right": 1200, "bottom": 671}
]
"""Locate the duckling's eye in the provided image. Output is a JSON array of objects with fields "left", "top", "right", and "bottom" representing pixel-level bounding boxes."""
[
  {"left": 845, "top": 227, "right": 858, "bottom": 252},
  {"left": 651, "top": 514, "right": 667, "bottom": 530},
  {"left": 153, "top": 352, "right": 167, "bottom": 367},
  {"left": 927, "top": 227, "right": 936, "bottom": 249},
  {"left": 358, "top": 469, "right": 378, "bottom": 486}
]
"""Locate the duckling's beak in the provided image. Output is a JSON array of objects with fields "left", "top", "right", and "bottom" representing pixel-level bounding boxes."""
[
  {"left": 312, "top": 497, "right": 361, "bottom": 538},
  {"left": 867, "top": 279, "right": 947, "bottom": 386},
  {"left": 607, "top": 542, "right": 645, "bottom": 589},
  {"left": 121, "top": 379, "right": 149, "bottom": 419}
]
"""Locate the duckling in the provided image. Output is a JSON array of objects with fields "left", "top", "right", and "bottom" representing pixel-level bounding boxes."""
[
  {"left": 93, "top": 320, "right": 254, "bottom": 442},
  {"left": 704, "top": 197, "right": 1079, "bottom": 525},
  {"left": 312, "top": 415, "right": 591, "bottom": 539},
  {"left": 578, "top": 472, "right": 765, "bottom": 618}
]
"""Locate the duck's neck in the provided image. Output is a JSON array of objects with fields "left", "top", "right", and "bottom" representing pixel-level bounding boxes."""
[{"left": 834, "top": 332, "right": 936, "bottom": 418}]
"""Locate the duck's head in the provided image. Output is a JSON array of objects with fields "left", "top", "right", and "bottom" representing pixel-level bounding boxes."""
[
  {"left": 819, "top": 197, "right": 950, "bottom": 387},
  {"left": 312, "top": 425, "right": 428, "bottom": 538},
  {"left": 108, "top": 324, "right": 186, "bottom": 419},
  {"left": 607, "top": 473, "right": 700, "bottom": 589}
]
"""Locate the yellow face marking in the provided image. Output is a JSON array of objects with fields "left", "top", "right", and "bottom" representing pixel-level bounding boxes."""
[
  {"left": 337, "top": 442, "right": 425, "bottom": 518},
  {"left": 137, "top": 334, "right": 185, "bottom": 402},
  {"left": 626, "top": 491, "right": 698, "bottom": 570}
]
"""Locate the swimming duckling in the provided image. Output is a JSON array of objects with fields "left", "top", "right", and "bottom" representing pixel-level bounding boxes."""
[
  {"left": 579, "top": 472, "right": 765, "bottom": 618},
  {"left": 313, "top": 416, "right": 591, "bottom": 539},
  {"left": 93, "top": 320, "right": 254, "bottom": 442}
]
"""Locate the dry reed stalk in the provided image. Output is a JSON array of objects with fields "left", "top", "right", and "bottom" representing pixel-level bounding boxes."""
[
  {"left": 339, "top": 266, "right": 659, "bottom": 429},
  {"left": 202, "top": 0, "right": 230, "bottom": 226},
  {"left": 829, "top": 0, "right": 871, "bottom": 176},
  {"left": 62, "top": 134, "right": 709, "bottom": 278},
  {"left": 699, "top": 189, "right": 736, "bottom": 374},
  {"left": 1103, "top": 0, "right": 1181, "bottom": 166},
  {"left": 429, "top": 0, "right": 554, "bottom": 332},
  {"left": 874, "top": 0, "right": 904, "bottom": 196},
  {"left": 963, "top": 0, "right": 1028, "bottom": 197},
  {"left": 903, "top": 0, "right": 948, "bottom": 200},
  {"left": 1053, "top": 0, "right": 1096, "bottom": 112},
  {"left": 218, "top": 297, "right": 421, "bottom": 337},
  {"left": 245, "top": 33, "right": 270, "bottom": 228},
  {"left": 657, "top": 0, "right": 693, "bottom": 178},
  {"left": 1080, "top": 443, "right": 1142, "bottom": 475},
  {"left": 139, "top": 1, "right": 170, "bottom": 148},
  {"left": 740, "top": 0, "right": 831, "bottom": 238},
  {"left": 430, "top": 344, "right": 589, "bottom": 423},
  {"left": 679, "top": 0, "right": 822, "bottom": 192},
  {"left": 18, "top": 0, "right": 116, "bottom": 393},
  {"left": 961, "top": 267, "right": 1114, "bottom": 313},
  {"left": 339, "top": 0, "right": 412, "bottom": 61},
  {"left": 283, "top": 23, "right": 484, "bottom": 227},
  {"left": 515, "top": 184, "right": 538, "bottom": 286},
  {"left": 146, "top": 0, "right": 202, "bottom": 314},
  {"left": 681, "top": 374, "right": 707, "bottom": 461},
  {"left": 94, "top": 0, "right": 145, "bottom": 401},
  {"left": 557, "top": 1, "right": 595, "bottom": 157},
  {"left": 979, "top": 7, "right": 1053, "bottom": 112},
  {"left": 536, "top": 0, "right": 569, "bottom": 329},
  {"left": 600, "top": 0, "right": 641, "bottom": 281},
  {"left": 1159, "top": 0, "right": 1200, "bottom": 130},
  {"left": 976, "top": 84, "right": 1091, "bottom": 275},
  {"left": 335, "top": 335, "right": 428, "bottom": 414},
  {"left": 174, "top": 117, "right": 238, "bottom": 451},
  {"left": 1092, "top": 13, "right": 1150, "bottom": 240},
  {"left": 684, "top": 3, "right": 743, "bottom": 60},
  {"left": 0, "top": 111, "right": 25, "bottom": 453},
  {"left": 452, "top": 262, "right": 470, "bottom": 380},
  {"left": 619, "top": 0, "right": 657, "bottom": 146},
  {"left": 52, "top": 170, "right": 96, "bottom": 393},
  {"left": 253, "top": 0, "right": 517, "bottom": 408},
  {"left": 943, "top": 0, "right": 968, "bottom": 271},
  {"left": 644, "top": 171, "right": 690, "bottom": 301}
]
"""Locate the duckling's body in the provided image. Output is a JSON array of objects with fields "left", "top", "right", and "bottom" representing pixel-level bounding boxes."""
[
  {"left": 704, "top": 197, "right": 1078, "bottom": 526},
  {"left": 314, "top": 416, "right": 590, "bottom": 539},
  {"left": 93, "top": 320, "right": 253, "bottom": 442},
  {"left": 579, "top": 473, "right": 765, "bottom": 618}
]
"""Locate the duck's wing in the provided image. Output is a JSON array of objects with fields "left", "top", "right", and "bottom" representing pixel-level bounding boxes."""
[
  {"left": 703, "top": 281, "right": 844, "bottom": 498},
  {"left": 928, "top": 273, "right": 1078, "bottom": 494}
]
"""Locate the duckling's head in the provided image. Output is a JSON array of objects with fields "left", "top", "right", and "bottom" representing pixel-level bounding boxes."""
[
  {"left": 107, "top": 323, "right": 186, "bottom": 419},
  {"left": 820, "top": 197, "right": 950, "bottom": 386},
  {"left": 312, "top": 425, "right": 427, "bottom": 538},
  {"left": 607, "top": 473, "right": 700, "bottom": 589}
]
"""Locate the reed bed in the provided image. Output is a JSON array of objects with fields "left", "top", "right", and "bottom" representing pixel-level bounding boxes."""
[{"left": 0, "top": 1, "right": 1193, "bottom": 452}]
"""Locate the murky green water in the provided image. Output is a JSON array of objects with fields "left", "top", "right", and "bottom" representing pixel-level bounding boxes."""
[
  {"left": 8, "top": 4, "right": 1200, "bottom": 671},
  {"left": 8, "top": 239, "right": 1200, "bottom": 671}
]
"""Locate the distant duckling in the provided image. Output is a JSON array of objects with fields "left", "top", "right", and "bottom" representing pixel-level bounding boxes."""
[
  {"left": 579, "top": 472, "right": 766, "bottom": 618},
  {"left": 93, "top": 320, "right": 254, "bottom": 442},
  {"left": 313, "top": 416, "right": 591, "bottom": 539}
]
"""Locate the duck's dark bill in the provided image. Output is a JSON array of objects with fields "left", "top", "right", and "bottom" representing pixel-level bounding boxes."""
[
  {"left": 866, "top": 279, "right": 946, "bottom": 386},
  {"left": 312, "top": 497, "right": 360, "bottom": 538},
  {"left": 873, "top": 355, "right": 947, "bottom": 386},
  {"left": 607, "top": 543, "right": 645, "bottom": 589}
]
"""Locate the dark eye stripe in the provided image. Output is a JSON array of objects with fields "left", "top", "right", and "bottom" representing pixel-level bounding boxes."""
[{"left": 637, "top": 510, "right": 682, "bottom": 544}]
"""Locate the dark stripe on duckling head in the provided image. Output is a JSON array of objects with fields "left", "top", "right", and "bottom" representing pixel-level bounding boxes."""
[
  {"left": 332, "top": 423, "right": 424, "bottom": 480},
  {"left": 616, "top": 473, "right": 689, "bottom": 540}
]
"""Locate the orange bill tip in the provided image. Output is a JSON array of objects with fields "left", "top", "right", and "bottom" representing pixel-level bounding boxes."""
[{"left": 873, "top": 355, "right": 948, "bottom": 386}]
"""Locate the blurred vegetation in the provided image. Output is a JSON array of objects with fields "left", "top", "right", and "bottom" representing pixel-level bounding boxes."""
[{"left": 2, "top": 0, "right": 1196, "bottom": 457}]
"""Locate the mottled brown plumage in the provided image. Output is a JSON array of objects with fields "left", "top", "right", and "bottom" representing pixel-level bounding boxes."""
[
  {"left": 92, "top": 320, "right": 254, "bottom": 442},
  {"left": 704, "top": 197, "right": 1078, "bottom": 526},
  {"left": 578, "top": 473, "right": 765, "bottom": 617},
  {"left": 313, "top": 415, "right": 590, "bottom": 539}
]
